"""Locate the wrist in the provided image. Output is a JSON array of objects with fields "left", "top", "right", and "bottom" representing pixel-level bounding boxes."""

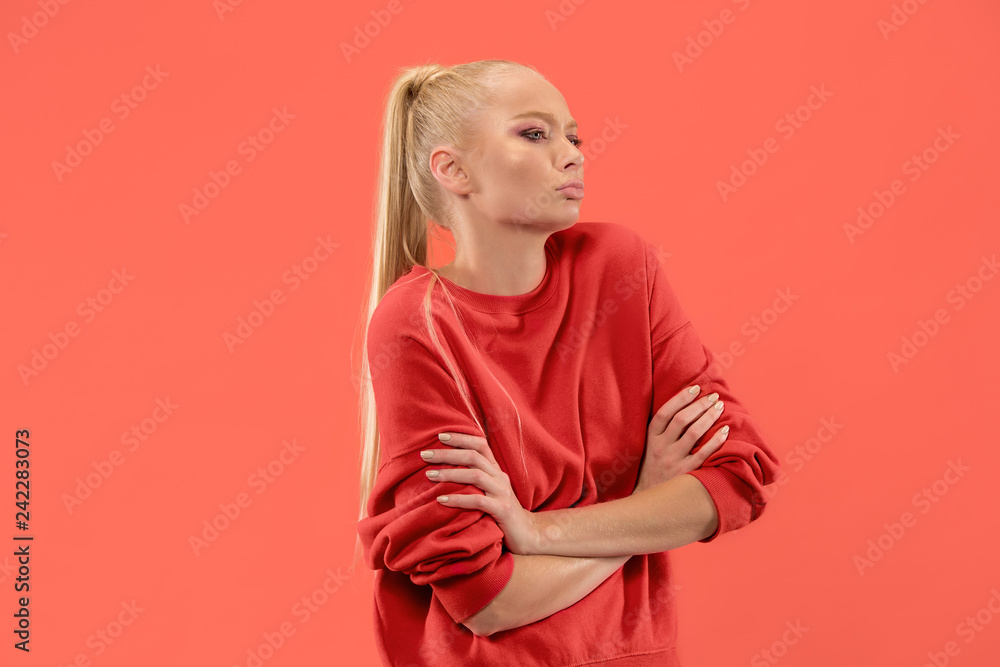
[
  {"left": 531, "top": 507, "right": 575, "bottom": 556},
  {"left": 530, "top": 509, "right": 557, "bottom": 556}
]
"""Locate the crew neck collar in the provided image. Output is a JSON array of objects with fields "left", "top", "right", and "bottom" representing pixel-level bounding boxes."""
[{"left": 410, "top": 236, "right": 559, "bottom": 315}]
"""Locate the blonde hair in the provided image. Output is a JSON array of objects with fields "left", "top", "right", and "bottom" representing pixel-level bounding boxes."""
[{"left": 352, "top": 59, "right": 543, "bottom": 572}]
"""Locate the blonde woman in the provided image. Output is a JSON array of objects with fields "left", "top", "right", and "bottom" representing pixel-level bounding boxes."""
[{"left": 354, "top": 58, "right": 781, "bottom": 666}]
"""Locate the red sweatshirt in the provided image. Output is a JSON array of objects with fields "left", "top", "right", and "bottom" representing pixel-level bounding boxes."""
[{"left": 357, "top": 221, "right": 781, "bottom": 666}]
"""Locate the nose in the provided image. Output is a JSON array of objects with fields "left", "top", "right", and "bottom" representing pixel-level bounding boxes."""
[{"left": 562, "top": 140, "right": 584, "bottom": 169}]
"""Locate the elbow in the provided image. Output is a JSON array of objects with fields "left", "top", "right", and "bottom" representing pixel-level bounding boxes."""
[
  {"left": 463, "top": 615, "right": 496, "bottom": 638},
  {"left": 464, "top": 620, "right": 494, "bottom": 638},
  {"left": 458, "top": 554, "right": 519, "bottom": 637},
  {"left": 462, "top": 602, "right": 505, "bottom": 637}
]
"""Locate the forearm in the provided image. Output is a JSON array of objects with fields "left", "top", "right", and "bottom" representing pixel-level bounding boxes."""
[
  {"left": 531, "top": 473, "right": 719, "bottom": 558},
  {"left": 464, "top": 552, "right": 630, "bottom": 637}
]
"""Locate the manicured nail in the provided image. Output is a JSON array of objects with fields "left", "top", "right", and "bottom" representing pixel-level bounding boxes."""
[
  {"left": 437, "top": 496, "right": 449, "bottom": 503},
  {"left": 688, "top": 385, "right": 700, "bottom": 396},
  {"left": 420, "top": 451, "right": 434, "bottom": 459},
  {"left": 438, "top": 433, "right": 451, "bottom": 441}
]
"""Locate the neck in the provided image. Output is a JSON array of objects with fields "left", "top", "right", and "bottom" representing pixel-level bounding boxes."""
[{"left": 439, "top": 223, "right": 553, "bottom": 296}]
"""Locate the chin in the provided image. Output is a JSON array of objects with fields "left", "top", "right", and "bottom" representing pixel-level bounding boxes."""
[
  {"left": 543, "top": 212, "right": 581, "bottom": 229},
  {"left": 508, "top": 202, "right": 581, "bottom": 227}
]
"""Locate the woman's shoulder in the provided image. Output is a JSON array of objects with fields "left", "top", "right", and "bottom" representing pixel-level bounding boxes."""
[{"left": 366, "top": 268, "right": 436, "bottom": 348}]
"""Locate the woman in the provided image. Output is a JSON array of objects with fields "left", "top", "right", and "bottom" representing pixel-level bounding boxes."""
[{"left": 354, "top": 58, "right": 781, "bottom": 666}]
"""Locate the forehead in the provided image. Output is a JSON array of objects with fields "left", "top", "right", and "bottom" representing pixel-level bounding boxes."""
[{"left": 490, "top": 71, "right": 576, "bottom": 127}]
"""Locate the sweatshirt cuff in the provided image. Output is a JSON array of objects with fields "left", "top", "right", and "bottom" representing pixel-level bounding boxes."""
[
  {"left": 685, "top": 467, "right": 755, "bottom": 543},
  {"left": 431, "top": 548, "right": 515, "bottom": 625}
]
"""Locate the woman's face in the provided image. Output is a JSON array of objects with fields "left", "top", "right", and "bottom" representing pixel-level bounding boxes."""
[{"left": 437, "top": 70, "right": 586, "bottom": 228}]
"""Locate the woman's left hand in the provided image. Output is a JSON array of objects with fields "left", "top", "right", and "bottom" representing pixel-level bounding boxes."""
[{"left": 420, "top": 432, "right": 540, "bottom": 555}]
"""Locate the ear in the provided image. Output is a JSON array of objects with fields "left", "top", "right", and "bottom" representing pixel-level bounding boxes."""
[{"left": 429, "top": 146, "right": 474, "bottom": 196}]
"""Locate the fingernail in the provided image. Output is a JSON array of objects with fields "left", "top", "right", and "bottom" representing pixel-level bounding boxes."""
[
  {"left": 688, "top": 385, "right": 700, "bottom": 396},
  {"left": 420, "top": 451, "right": 434, "bottom": 459},
  {"left": 426, "top": 470, "right": 439, "bottom": 478},
  {"left": 437, "top": 496, "right": 449, "bottom": 503},
  {"left": 438, "top": 433, "right": 451, "bottom": 441}
]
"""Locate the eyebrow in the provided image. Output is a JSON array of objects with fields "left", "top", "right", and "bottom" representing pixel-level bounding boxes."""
[{"left": 508, "top": 111, "right": 578, "bottom": 129}]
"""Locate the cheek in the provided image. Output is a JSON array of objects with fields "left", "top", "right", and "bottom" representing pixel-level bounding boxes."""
[
  {"left": 496, "top": 150, "right": 546, "bottom": 187},
  {"left": 477, "top": 142, "right": 550, "bottom": 213},
  {"left": 491, "top": 138, "right": 536, "bottom": 168}
]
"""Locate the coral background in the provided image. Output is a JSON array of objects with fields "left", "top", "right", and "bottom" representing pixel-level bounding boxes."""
[{"left": 1, "top": 0, "right": 998, "bottom": 665}]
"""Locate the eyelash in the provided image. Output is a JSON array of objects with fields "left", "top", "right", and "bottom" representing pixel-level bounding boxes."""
[{"left": 522, "top": 129, "right": 584, "bottom": 147}]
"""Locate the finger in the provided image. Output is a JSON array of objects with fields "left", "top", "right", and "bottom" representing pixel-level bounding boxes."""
[
  {"left": 649, "top": 384, "right": 702, "bottom": 436},
  {"left": 439, "top": 432, "right": 499, "bottom": 467},
  {"left": 426, "top": 467, "right": 505, "bottom": 496},
  {"left": 436, "top": 492, "right": 500, "bottom": 516},
  {"left": 689, "top": 425, "right": 730, "bottom": 466},
  {"left": 679, "top": 398, "right": 726, "bottom": 450},
  {"left": 420, "top": 444, "right": 500, "bottom": 477},
  {"left": 667, "top": 392, "right": 723, "bottom": 442}
]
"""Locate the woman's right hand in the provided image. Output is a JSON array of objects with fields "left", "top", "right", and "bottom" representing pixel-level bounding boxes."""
[{"left": 633, "top": 386, "right": 729, "bottom": 494}]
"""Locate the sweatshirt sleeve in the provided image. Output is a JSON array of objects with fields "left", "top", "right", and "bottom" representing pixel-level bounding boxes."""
[
  {"left": 356, "top": 305, "right": 514, "bottom": 625},
  {"left": 644, "top": 241, "right": 782, "bottom": 542}
]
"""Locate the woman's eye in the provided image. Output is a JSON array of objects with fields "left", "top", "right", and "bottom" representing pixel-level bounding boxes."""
[{"left": 523, "top": 130, "right": 585, "bottom": 147}]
